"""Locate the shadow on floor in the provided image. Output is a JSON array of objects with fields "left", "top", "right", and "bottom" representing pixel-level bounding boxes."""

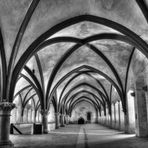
[
  {"left": 86, "top": 136, "right": 148, "bottom": 148},
  {"left": 12, "top": 124, "right": 148, "bottom": 148}
]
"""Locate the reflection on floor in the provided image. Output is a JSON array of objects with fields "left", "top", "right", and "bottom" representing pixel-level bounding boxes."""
[{"left": 10, "top": 124, "right": 148, "bottom": 148}]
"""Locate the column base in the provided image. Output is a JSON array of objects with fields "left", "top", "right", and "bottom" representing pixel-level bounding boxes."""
[
  {"left": 55, "top": 125, "right": 59, "bottom": 129},
  {"left": 0, "top": 140, "right": 14, "bottom": 148},
  {"left": 60, "top": 124, "right": 65, "bottom": 127}
]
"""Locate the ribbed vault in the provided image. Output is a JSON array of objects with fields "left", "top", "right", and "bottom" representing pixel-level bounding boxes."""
[{"left": 1, "top": 0, "right": 148, "bottom": 130}]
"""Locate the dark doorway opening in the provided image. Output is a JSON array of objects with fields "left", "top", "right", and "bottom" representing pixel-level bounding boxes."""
[
  {"left": 87, "top": 112, "right": 91, "bottom": 123},
  {"left": 78, "top": 117, "right": 85, "bottom": 124}
]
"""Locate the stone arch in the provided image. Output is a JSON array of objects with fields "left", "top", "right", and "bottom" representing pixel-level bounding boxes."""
[{"left": 10, "top": 14, "right": 148, "bottom": 103}]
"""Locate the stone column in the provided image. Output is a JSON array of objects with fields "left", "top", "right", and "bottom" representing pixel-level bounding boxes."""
[
  {"left": 30, "top": 109, "right": 32, "bottom": 123},
  {"left": 109, "top": 113, "right": 112, "bottom": 128},
  {"left": 111, "top": 104, "right": 114, "bottom": 127},
  {"left": 0, "top": 102, "right": 15, "bottom": 148},
  {"left": 32, "top": 110, "right": 35, "bottom": 123},
  {"left": 106, "top": 108, "right": 108, "bottom": 126},
  {"left": 41, "top": 110, "right": 48, "bottom": 134},
  {"left": 124, "top": 94, "right": 130, "bottom": 134},
  {"left": 110, "top": 104, "right": 112, "bottom": 128},
  {"left": 118, "top": 101, "right": 121, "bottom": 130},
  {"left": 114, "top": 103, "right": 116, "bottom": 128},
  {"left": 95, "top": 111, "right": 99, "bottom": 123},
  {"left": 58, "top": 113, "right": 61, "bottom": 126},
  {"left": 23, "top": 108, "right": 27, "bottom": 123},
  {"left": 115, "top": 102, "right": 119, "bottom": 129},
  {"left": 34, "top": 111, "right": 37, "bottom": 123},
  {"left": 27, "top": 109, "right": 30, "bottom": 123},
  {"left": 26, "top": 109, "right": 29, "bottom": 123},
  {"left": 55, "top": 113, "right": 60, "bottom": 129},
  {"left": 67, "top": 115, "right": 70, "bottom": 124},
  {"left": 64, "top": 115, "right": 66, "bottom": 125},
  {"left": 65, "top": 115, "right": 69, "bottom": 125},
  {"left": 60, "top": 114, "right": 65, "bottom": 127},
  {"left": 135, "top": 75, "right": 148, "bottom": 137},
  {"left": 124, "top": 112, "right": 129, "bottom": 133}
]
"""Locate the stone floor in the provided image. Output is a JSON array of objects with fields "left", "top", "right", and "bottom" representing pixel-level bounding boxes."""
[{"left": 10, "top": 124, "right": 148, "bottom": 148}]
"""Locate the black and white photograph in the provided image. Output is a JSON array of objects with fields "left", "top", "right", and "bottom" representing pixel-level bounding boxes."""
[{"left": 0, "top": 0, "right": 148, "bottom": 147}]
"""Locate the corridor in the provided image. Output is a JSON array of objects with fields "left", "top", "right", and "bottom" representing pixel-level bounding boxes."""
[{"left": 10, "top": 124, "right": 148, "bottom": 148}]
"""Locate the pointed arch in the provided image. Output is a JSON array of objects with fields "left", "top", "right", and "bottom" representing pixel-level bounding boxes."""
[
  {"left": 60, "top": 82, "right": 108, "bottom": 110},
  {"left": 69, "top": 98, "right": 99, "bottom": 116},
  {"left": 67, "top": 96, "right": 100, "bottom": 113},
  {"left": 10, "top": 14, "right": 148, "bottom": 103}
]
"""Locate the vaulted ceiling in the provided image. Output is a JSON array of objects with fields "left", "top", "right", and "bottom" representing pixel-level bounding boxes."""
[{"left": 1, "top": 0, "right": 148, "bottom": 114}]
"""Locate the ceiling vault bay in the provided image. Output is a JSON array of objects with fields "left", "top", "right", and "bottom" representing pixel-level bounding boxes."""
[{"left": 0, "top": 0, "right": 148, "bottom": 116}]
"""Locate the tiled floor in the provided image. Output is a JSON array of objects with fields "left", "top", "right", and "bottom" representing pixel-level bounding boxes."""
[{"left": 10, "top": 124, "right": 148, "bottom": 148}]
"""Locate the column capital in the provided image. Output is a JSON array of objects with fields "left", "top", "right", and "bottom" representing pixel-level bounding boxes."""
[
  {"left": 40, "top": 109, "right": 49, "bottom": 116},
  {"left": 0, "top": 102, "right": 15, "bottom": 112}
]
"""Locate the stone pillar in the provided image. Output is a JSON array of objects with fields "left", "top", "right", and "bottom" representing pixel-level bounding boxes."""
[
  {"left": 58, "top": 113, "right": 61, "bottom": 126},
  {"left": 114, "top": 103, "right": 116, "bottom": 128},
  {"left": 95, "top": 111, "right": 99, "bottom": 123},
  {"left": 106, "top": 108, "right": 108, "bottom": 126},
  {"left": 118, "top": 101, "right": 121, "bottom": 130},
  {"left": 124, "top": 113, "right": 129, "bottom": 133},
  {"left": 41, "top": 110, "right": 49, "bottom": 134},
  {"left": 0, "top": 102, "right": 15, "bottom": 148},
  {"left": 27, "top": 109, "right": 30, "bottom": 123},
  {"left": 26, "top": 109, "right": 29, "bottom": 123},
  {"left": 30, "top": 109, "right": 32, "bottom": 123},
  {"left": 110, "top": 113, "right": 112, "bottom": 128},
  {"left": 65, "top": 115, "right": 69, "bottom": 125},
  {"left": 34, "top": 111, "right": 37, "bottom": 123},
  {"left": 32, "top": 110, "right": 35, "bottom": 123},
  {"left": 119, "top": 101, "right": 125, "bottom": 131},
  {"left": 64, "top": 115, "right": 67, "bottom": 124},
  {"left": 124, "top": 93, "right": 130, "bottom": 133},
  {"left": 23, "top": 108, "right": 27, "bottom": 123},
  {"left": 67, "top": 115, "right": 70, "bottom": 124},
  {"left": 109, "top": 104, "right": 112, "bottom": 128},
  {"left": 111, "top": 104, "right": 114, "bottom": 128},
  {"left": 127, "top": 90, "right": 136, "bottom": 133},
  {"left": 55, "top": 113, "right": 60, "bottom": 129},
  {"left": 28, "top": 109, "right": 31, "bottom": 123},
  {"left": 115, "top": 102, "right": 119, "bottom": 129},
  {"left": 35, "top": 111, "right": 37, "bottom": 123},
  {"left": 135, "top": 75, "right": 148, "bottom": 137},
  {"left": 60, "top": 114, "right": 65, "bottom": 127}
]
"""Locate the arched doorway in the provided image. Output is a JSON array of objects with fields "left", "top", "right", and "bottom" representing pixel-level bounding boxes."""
[{"left": 78, "top": 117, "right": 85, "bottom": 124}]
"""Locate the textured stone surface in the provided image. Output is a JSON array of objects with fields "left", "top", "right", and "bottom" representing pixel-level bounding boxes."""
[
  {"left": 0, "top": 0, "right": 147, "bottom": 64},
  {"left": 10, "top": 124, "right": 148, "bottom": 148},
  {"left": 1, "top": 0, "right": 148, "bottom": 104}
]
